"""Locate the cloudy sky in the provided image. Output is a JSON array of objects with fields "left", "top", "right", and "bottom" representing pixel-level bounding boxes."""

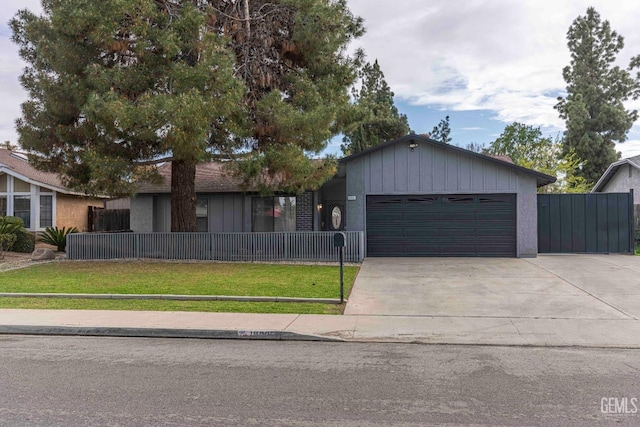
[{"left": 2, "top": 0, "right": 640, "bottom": 158}]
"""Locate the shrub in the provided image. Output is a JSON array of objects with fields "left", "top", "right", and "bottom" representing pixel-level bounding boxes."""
[
  {"left": 0, "top": 233, "right": 17, "bottom": 259},
  {"left": 3, "top": 216, "right": 24, "bottom": 227},
  {"left": 0, "top": 216, "right": 22, "bottom": 235},
  {"left": 12, "top": 230, "right": 35, "bottom": 253},
  {"left": 39, "top": 226, "right": 79, "bottom": 252},
  {"left": 0, "top": 216, "right": 24, "bottom": 257}
]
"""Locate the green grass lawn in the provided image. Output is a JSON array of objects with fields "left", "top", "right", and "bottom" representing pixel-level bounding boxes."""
[{"left": 0, "top": 261, "right": 359, "bottom": 314}]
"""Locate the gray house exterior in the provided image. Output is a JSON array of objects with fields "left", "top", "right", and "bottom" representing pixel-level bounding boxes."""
[
  {"left": 130, "top": 134, "right": 555, "bottom": 257},
  {"left": 130, "top": 161, "right": 316, "bottom": 234},
  {"left": 341, "top": 134, "right": 554, "bottom": 258},
  {"left": 592, "top": 155, "right": 640, "bottom": 204}
]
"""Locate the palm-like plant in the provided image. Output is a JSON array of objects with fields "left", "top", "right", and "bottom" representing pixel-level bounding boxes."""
[
  {"left": 39, "top": 226, "right": 79, "bottom": 252},
  {"left": 0, "top": 216, "right": 22, "bottom": 258}
]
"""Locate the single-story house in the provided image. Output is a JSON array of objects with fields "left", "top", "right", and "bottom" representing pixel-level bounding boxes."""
[
  {"left": 131, "top": 134, "right": 556, "bottom": 257},
  {"left": 0, "top": 148, "right": 107, "bottom": 231},
  {"left": 591, "top": 155, "right": 640, "bottom": 203}
]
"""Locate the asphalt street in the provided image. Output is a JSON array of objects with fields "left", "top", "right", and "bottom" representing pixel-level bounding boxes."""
[{"left": 1, "top": 336, "right": 639, "bottom": 426}]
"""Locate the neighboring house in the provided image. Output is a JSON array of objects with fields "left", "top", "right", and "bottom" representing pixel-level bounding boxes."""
[
  {"left": 591, "top": 155, "right": 640, "bottom": 203},
  {"left": 131, "top": 134, "right": 556, "bottom": 257},
  {"left": 0, "top": 148, "right": 107, "bottom": 231}
]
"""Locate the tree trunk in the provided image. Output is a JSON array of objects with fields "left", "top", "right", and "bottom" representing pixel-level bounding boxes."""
[{"left": 171, "top": 160, "right": 197, "bottom": 232}]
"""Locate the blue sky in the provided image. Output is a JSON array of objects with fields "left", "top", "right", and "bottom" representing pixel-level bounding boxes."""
[{"left": 3, "top": 0, "right": 640, "bottom": 159}]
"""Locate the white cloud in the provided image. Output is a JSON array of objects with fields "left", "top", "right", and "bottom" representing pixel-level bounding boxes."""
[
  {"left": 2, "top": 0, "right": 640, "bottom": 148},
  {"left": 617, "top": 140, "right": 640, "bottom": 159},
  {"left": 348, "top": 0, "right": 640, "bottom": 133},
  {"left": 0, "top": 0, "right": 41, "bottom": 144}
]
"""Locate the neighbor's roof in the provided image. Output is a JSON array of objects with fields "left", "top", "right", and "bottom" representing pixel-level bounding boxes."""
[
  {"left": 490, "top": 155, "right": 514, "bottom": 164},
  {"left": 0, "top": 148, "right": 83, "bottom": 195},
  {"left": 592, "top": 155, "right": 640, "bottom": 193},
  {"left": 136, "top": 161, "right": 247, "bottom": 194},
  {"left": 341, "top": 133, "right": 557, "bottom": 187}
]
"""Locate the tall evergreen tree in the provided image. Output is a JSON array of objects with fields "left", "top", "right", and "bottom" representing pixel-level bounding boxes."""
[
  {"left": 555, "top": 7, "right": 640, "bottom": 183},
  {"left": 430, "top": 115, "right": 451, "bottom": 143},
  {"left": 12, "top": 0, "right": 364, "bottom": 231},
  {"left": 341, "top": 60, "right": 409, "bottom": 155}
]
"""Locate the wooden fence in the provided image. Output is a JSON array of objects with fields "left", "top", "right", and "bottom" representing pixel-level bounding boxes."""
[
  {"left": 67, "top": 231, "right": 365, "bottom": 263},
  {"left": 88, "top": 207, "right": 130, "bottom": 232}
]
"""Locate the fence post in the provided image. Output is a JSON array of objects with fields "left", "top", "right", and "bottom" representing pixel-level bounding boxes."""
[{"left": 630, "top": 189, "right": 635, "bottom": 253}]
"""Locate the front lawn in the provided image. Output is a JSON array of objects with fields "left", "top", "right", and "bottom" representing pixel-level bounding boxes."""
[{"left": 0, "top": 261, "right": 359, "bottom": 314}]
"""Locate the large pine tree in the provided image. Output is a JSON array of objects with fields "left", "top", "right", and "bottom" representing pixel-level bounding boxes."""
[
  {"left": 341, "top": 60, "right": 409, "bottom": 155},
  {"left": 555, "top": 7, "right": 640, "bottom": 183},
  {"left": 12, "top": 0, "right": 364, "bottom": 231}
]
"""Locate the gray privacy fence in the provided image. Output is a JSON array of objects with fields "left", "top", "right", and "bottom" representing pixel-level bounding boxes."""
[
  {"left": 67, "top": 232, "right": 365, "bottom": 263},
  {"left": 538, "top": 192, "right": 633, "bottom": 254}
]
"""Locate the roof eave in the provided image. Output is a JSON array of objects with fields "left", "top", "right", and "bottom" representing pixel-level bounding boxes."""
[{"left": 591, "top": 159, "right": 636, "bottom": 193}]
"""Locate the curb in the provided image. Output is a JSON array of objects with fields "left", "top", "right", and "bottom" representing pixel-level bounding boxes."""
[
  {"left": 0, "top": 293, "right": 343, "bottom": 304},
  {"left": 0, "top": 325, "right": 344, "bottom": 342}
]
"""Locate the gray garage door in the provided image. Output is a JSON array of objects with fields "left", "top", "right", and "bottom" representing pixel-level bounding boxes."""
[{"left": 366, "top": 194, "right": 517, "bottom": 257}]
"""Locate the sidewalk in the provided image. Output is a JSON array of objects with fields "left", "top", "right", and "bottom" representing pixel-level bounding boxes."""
[{"left": 2, "top": 309, "right": 640, "bottom": 348}]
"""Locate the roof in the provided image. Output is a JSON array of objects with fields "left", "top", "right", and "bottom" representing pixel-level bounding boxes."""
[
  {"left": 0, "top": 148, "right": 81, "bottom": 195},
  {"left": 592, "top": 155, "right": 640, "bottom": 193},
  {"left": 490, "top": 155, "right": 514, "bottom": 164},
  {"left": 341, "top": 134, "right": 557, "bottom": 188},
  {"left": 136, "top": 161, "right": 247, "bottom": 194}
]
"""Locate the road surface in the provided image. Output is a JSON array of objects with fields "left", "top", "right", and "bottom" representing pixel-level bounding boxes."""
[{"left": 0, "top": 336, "right": 639, "bottom": 426}]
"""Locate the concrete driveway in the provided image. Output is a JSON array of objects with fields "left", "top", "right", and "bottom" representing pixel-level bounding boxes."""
[{"left": 345, "top": 255, "right": 640, "bottom": 320}]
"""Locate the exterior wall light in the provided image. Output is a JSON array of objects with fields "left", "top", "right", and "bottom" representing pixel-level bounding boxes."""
[{"left": 408, "top": 142, "right": 419, "bottom": 151}]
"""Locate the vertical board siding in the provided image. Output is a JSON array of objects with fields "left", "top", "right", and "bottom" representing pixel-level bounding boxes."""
[
  {"left": 445, "top": 153, "right": 458, "bottom": 190},
  {"left": 382, "top": 148, "right": 395, "bottom": 193},
  {"left": 537, "top": 193, "right": 633, "bottom": 254},
  {"left": 67, "top": 232, "right": 365, "bottom": 263},
  {"left": 458, "top": 156, "right": 472, "bottom": 191},
  {"left": 363, "top": 144, "right": 520, "bottom": 195},
  {"left": 432, "top": 146, "right": 446, "bottom": 190}
]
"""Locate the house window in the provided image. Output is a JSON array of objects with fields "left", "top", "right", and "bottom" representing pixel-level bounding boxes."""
[
  {"left": 14, "top": 195, "right": 31, "bottom": 228},
  {"left": 252, "top": 196, "right": 297, "bottom": 232},
  {"left": 13, "top": 177, "right": 30, "bottom": 192},
  {"left": 0, "top": 175, "right": 6, "bottom": 192},
  {"left": 0, "top": 196, "right": 6, "bottom": 217},
  {"left": 40, "top": 195, "right": 53, "bottom": 228},
  {"left": 196, "top": 198, "right": 208, "bottom": 232}
]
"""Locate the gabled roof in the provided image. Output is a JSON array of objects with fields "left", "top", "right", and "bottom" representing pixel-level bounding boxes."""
[
  {"left": 340, "top": 134, "right": 557, "bottom": 187},
  {"left": 0, "top": 148, "right": 83, "bottom": 195},
  {"left": 592, "top": 155, "right": 640, "bottom": 193},
  {"left": 136, "top": 161, "right": 247, "bottom": 194}
]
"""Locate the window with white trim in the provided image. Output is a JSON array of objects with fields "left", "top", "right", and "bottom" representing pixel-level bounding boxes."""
[
  {"left": 40, "top": 195, "right": 53, "bottom": 228},
  {"left": 14, "top": 195, "right": 30, "bottom": 228}
]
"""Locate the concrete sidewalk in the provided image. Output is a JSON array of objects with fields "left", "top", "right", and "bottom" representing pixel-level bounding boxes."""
[{"left": 2, "top": 309, "right": 640, "bottom": 348}]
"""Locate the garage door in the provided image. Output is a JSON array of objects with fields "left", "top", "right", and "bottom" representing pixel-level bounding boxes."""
[{"left": 366, "top": 194, "right": 516, "bottom": 257}]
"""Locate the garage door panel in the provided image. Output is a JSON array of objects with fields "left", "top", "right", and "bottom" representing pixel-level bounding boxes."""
[{"left": 366, "top": 194, "right": 516, "bottom": 257}]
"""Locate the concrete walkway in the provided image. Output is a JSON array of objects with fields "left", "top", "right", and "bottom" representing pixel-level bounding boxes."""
[
  {"left": 1, "top": 307, "right": 640, "bottom": 347},
  {"left": 1, "top": 254, "right": 640, "bottom": 347}
]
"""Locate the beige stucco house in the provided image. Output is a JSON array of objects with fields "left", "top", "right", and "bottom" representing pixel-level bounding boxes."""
[{"left": 0, "top": 148, "right": 107, "bottom": 232}]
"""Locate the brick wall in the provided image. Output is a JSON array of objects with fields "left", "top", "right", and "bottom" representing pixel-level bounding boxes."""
[
  {"left": 56, "top": 194, "right": 105, "bottom": 231},
  {"left": 296, "top": 191, "right": 314, "bottom": 231}
]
